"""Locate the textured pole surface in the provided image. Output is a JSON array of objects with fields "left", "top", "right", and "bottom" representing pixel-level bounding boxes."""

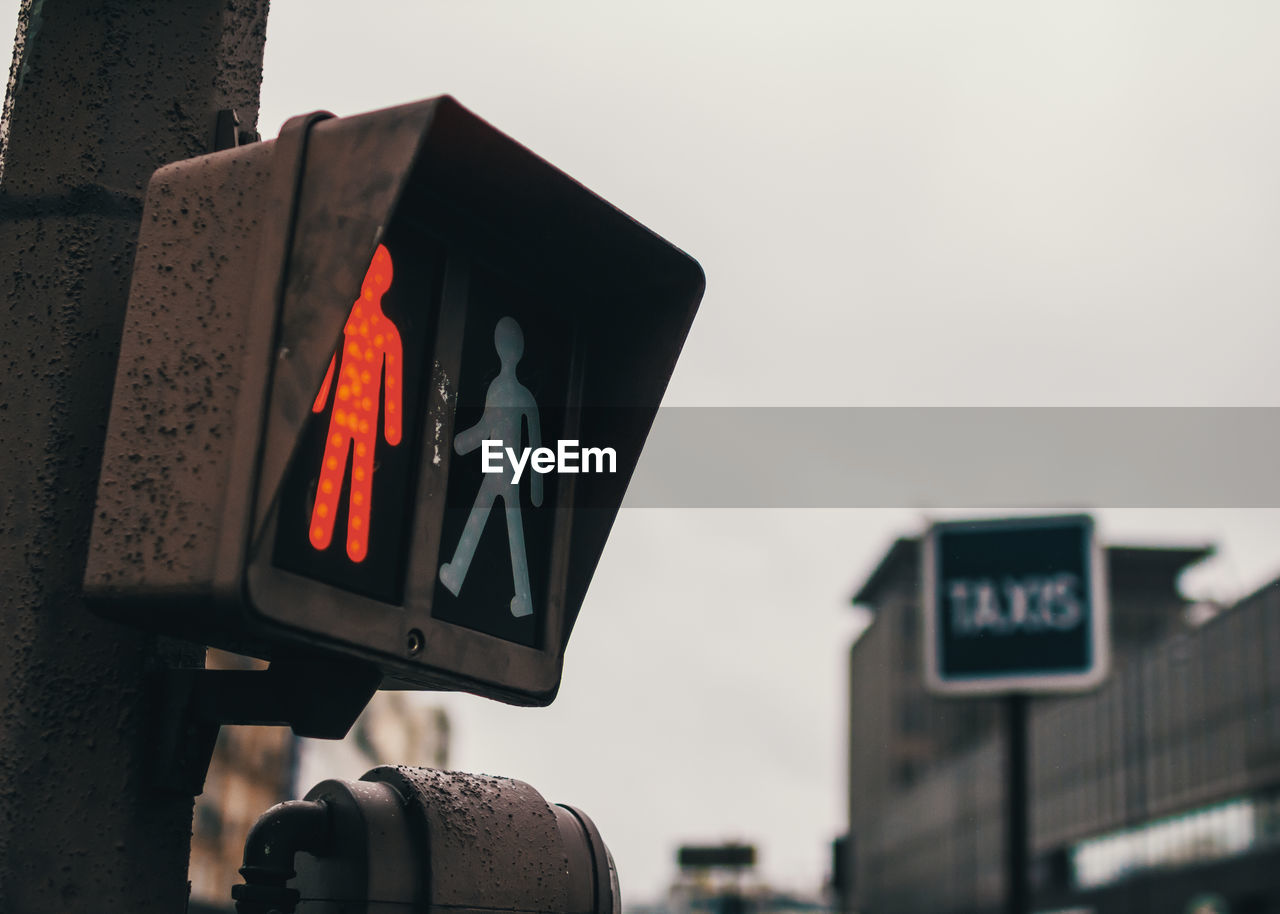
[{"left": 0, "top": 1, "right": 268, "bottom": 910}]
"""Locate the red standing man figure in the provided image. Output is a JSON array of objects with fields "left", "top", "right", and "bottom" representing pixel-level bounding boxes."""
[{"left": 307, "top": 244, "right": 403, "bottom": 562}]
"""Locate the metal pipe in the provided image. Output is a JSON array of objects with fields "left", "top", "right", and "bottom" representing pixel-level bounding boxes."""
[{"left": 233, "top": 799, "right": 332, "bottom": 914}]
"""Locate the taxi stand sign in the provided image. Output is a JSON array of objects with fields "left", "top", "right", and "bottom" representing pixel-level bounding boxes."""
[
  {"left": 921, "top": 514, "right": 1110, "bottom": 696},
  {"left": 84, "top": 97, "right": 704, "bottom": 707}
]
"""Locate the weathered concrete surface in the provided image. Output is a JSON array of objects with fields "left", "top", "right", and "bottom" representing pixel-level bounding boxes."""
[{"left": 0, "top": 2, "right": 269, "bottom": 910}]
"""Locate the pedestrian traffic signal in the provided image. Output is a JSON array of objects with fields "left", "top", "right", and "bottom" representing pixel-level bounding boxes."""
[{"left": 84, "top": 97, "right": 704, "bottom": 705}]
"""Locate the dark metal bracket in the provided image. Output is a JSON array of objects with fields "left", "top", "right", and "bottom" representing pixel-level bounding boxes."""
[
  {"left": 215, "top": 108, "right": 261, "bottom": 151},
  {"left": 154, "top": 658, "right": 382, "bottom": 795}
]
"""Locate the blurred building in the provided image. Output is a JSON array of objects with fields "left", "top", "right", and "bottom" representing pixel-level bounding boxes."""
[
  {"left": 187, "top": 652, "right": 294, "bottom": 913},
  {"left": 842, "top": 533, "right": 1280, "bottom": 914},
  {"left": 292, "top": 689, "right": 450, "bottom": 791},
  {"left": 658, "top": 844, "right": 832, "bottom": 914},
  {"left": 187, "top": 650, "right": 449, "bottom": 912}
]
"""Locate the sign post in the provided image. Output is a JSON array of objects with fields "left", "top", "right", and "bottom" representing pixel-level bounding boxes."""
[
  {"left": 922, "top": 514, "right": 1110, "bottom": 914},
  {"left": 1004, "top": 692, "right": 1029, "bottom": 914}
]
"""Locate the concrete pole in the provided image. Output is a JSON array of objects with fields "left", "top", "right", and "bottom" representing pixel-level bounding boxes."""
[{"left": 0, "top": 2, "right": 269, "bottom": 910}]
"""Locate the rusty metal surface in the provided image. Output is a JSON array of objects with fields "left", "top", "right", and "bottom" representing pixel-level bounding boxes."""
[
  {"left": 296, "top": 767, "right": 610, "bottom": 914},
  {"left": 368, "top": 766, "right": 572, "bottom": 913},
  {"left": 0, "top": 1, "right": 269, "bottom": 911},
  {"left": 85, "top": 141, "right": 274, "bottom": 609}
]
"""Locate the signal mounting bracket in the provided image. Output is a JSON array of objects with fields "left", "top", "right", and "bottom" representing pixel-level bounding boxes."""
[{"left": 153, "top": 657, "right": 381, "bottom": 795}]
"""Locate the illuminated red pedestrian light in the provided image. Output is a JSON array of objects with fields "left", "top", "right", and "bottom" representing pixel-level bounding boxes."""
[{"left": 307, "top": 244, "right": 403, "bottom": 562}]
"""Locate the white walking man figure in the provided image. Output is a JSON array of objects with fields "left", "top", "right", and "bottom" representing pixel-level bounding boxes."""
[{"left": 438, "top": 316, "right": 542, "bottom": 618}]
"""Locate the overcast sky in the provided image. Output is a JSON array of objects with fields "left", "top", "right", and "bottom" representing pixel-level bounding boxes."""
[
  {"left": 251, "top": 2, "right": 1280, "bottom": 902},
  {"left": 11, "top": 0, "right": 1280, "bottom": 904}
]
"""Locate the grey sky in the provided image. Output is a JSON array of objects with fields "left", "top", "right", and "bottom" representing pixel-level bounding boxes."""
[
  {"left": 248, "top": 3, "right": 1280, "bottom": 898},
  {"left": 9, "top": 0, "right": 1280, "bottom": 904}
]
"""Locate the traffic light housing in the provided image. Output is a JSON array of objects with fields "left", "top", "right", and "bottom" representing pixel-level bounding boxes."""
[
  {"left": 232, "top": 767, "right": 618, "bottom": 914},
  {"left": 85, "top": 97, "right": 704, "bottom": 705}
]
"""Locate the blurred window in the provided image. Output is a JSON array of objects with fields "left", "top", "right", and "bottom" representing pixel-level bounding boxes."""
[{"left": 1071, "top": 796, "right": 1258, "bottom": 889}]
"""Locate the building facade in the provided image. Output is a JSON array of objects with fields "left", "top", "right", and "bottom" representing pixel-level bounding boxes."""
[{"left": 844, "top": 533, "right": 1280, "bottom": 914}]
